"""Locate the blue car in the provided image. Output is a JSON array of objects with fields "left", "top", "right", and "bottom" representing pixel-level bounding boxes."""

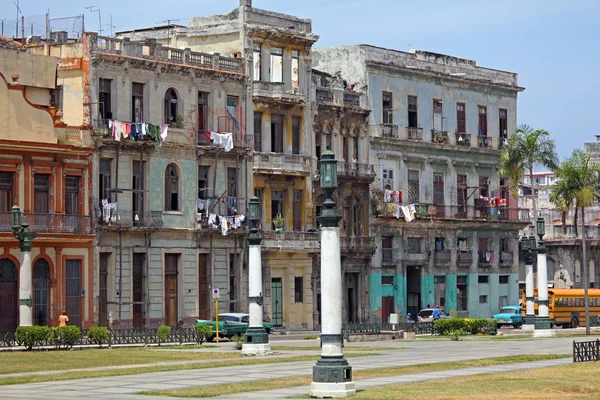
[{"left": 493, "top": 306, "right": 523, "bottom": 328}]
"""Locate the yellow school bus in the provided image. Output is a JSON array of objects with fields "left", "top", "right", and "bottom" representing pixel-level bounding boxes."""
[{"left": 521, "top": 288, "right": 600, "bottom": 328}]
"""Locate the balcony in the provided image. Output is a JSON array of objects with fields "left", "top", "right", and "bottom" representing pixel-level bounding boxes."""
[
  {"left": 197, "top": 116, "right": 254, "bottom": 150},
  {"left": 477, "top": 136, "right": 493, "bottom": 149},
  {"left": 196, "top": 192, "right": 246, "bottom": 218},
  {"left": 551, "top": 225, "right": 600, "bottom": 239},
  {"left": 381, "top": 248, "right": 394, "bottom": 264},
  {"left": 337, "top": 162, "right": 375, "bottom": 181},
  {"left": 407, "top": 127, "right": 423, "bottom": 141},
  {"left": 0, "top": 212, "right": 92, "bottom": 234},
  {"left": 374, "top": 202, "right": 530, "bottom": 223},
  {"left": 252, "top": 81, "right": 307, "bottom": 103},
  {"left": 456, "top": 132, "right": 471, "bottom": 147},
  {"left": 343, "top": 92, "right": 361, "bottom": 107},
  {"left": 431, "top": 130, "right": 449, "bottom": 145},
  {"left": 380, "top": 124, "right": 398, "bottom": 139},
  {"left": 316, "top": 88, "right": 333, "bottom": 103},
  {"left": 478, "top": 250, "right": 494, "bottom": 267},
  {"left": 253, "top": 153, "right": 312, "bottom": 175},
  {"left": 457, "top": 250, "right": 473, "bottom": 266},
  {"left": 340, "top": 236, "right": 376, "bottom": 254},
  {"left": 434, "top": 250, "right": 452, "bottom": 264},
  {"left": 500, "top": 251, "right": 514, "bottom": 266},
  {"left": 97, "top": 210, "right": 163, "bottom": 229},
  {"left": 261, "top": 230, "right": 320, "bottom": 252}
]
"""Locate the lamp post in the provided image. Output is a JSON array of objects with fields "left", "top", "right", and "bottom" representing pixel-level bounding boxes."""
[
  {"left": 532, "top": 217, "right": 556, "bottom": 337},
  {"left": 310, "top": 150, "right": 355, "bottom": 398},
  {"left": 521, "top": 235, "right": 536, "bottom": 330},
  {"left": 241, "top": 196, "right": 272, "bottom": 355},
  {"left": 11, "top": 205, "right": 37, "bottom": 327}
]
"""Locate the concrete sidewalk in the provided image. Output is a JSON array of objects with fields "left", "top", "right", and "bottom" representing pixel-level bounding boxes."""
[{"left": 220, "top": 357, "right": 572, "bottom": 399}]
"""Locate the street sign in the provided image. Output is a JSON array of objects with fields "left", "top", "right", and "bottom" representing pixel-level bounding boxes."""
[{"left": 212, "top": 288, "right": 220, "bottom": 299}]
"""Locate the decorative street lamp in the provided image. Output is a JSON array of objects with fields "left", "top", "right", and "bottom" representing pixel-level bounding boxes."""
[
  {"left": 521, "top": 235, "right": 535, "bottom": 330},
  {"left": 532, "top": 217, "right": 555, "bottom": 337},
  {"left": 11, "top": 205, "right": 37, "bottom": 326},
  {"left": 310, "top": 150, "right": 355, "bottom": 398},
  {"left": 241, "top": 196, "right": 272, "bottom": 355}
]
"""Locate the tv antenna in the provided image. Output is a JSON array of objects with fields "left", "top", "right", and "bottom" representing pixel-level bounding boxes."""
[
  {"left": 86, "top": 5, "right": 102, "bottom": 35},
  {"left": 14, "top": 0, "right": 22, "bottom": 38}
]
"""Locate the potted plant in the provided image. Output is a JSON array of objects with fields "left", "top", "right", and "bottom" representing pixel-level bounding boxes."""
[{"left": 273, "top": 214, "right": 285, "bottom": 232}]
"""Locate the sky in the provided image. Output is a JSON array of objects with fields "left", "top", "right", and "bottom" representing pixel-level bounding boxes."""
[{"left": 2, "top": 0, "right": 599, "bottom": 161}]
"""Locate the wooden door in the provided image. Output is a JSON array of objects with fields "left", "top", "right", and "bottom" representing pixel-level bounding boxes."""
[
  {"left": 0, "top": 259, "right": 18, "bottom": 331},
  {"left": 164, "top": 254, "right": 179, "bottom": 327},
  {"left": 132, "top": 253, "right": 145, "bottom": 328},
  {"left": 381, "top": 296, "right": 395, "bottom": 323},
  {"left": 271, "top": 278, "right": 283, "bottom": 326},
  {"left": 99, "top": 253, "right": 109, "bottom": 327},
  {"left": 198, "top": 254, "right": 209, "bottom": 320},
  {"left": 33, "top": 259, "right": 50, "bottom": 326},
  {"left": 65, "top": 259, "right": 82, "bottom": 328}
]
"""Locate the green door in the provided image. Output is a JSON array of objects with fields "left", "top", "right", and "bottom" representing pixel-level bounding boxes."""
[{"left": 271, "top": 277, "right": 283, "bottom": 326}]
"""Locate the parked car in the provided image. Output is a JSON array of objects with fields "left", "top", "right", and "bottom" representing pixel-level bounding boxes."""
[
  {"left": 417, "top": 308, "right": 451, "bottom": 322},
  {"left": 196, "top": 313, "right": 273, "bottom": 341},
  {"left": 493, "top": 306, "right": 522, "bottom": 328}
]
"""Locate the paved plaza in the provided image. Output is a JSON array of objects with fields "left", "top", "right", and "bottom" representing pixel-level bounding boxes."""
[{"left": 0, "top": 337, "right": 577, "bottom": 399}]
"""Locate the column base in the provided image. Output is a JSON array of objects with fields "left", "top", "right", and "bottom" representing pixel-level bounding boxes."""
[
  {"left": 533, "top": 317, "right": 556, "bottom": 337},
  {"left": 242, "top": 326, "right": 271, "bottom": 356},
  {"left": 241, "top": 343, "right": 272, "bottom": 356},
  {"left": 310, "top": 381, "right": 356, "bottom": 398},
  {"left": 521, "top": 324, "right": 535, "bottom": 331},
  {"left": 524, "top": 316, "right": 537, "bottom": 326}
]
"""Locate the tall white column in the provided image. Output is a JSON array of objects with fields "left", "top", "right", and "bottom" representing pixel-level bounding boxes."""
[
  {"left": 522, "top": 260, "right": 535, "bottom": 331},
  {"left": 533, "top": 240, "right": 555, "bottom": 337},
  {"left": 320, "top": 227, "right": 343, "bottom": 357},
  {"left": 19, "top": 250, "right": 33, "bottom": 326}
]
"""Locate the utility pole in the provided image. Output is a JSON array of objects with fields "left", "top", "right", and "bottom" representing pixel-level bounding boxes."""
[
  {"left": 86, "top": 5, "right": 102, "bottom": 35},
  {"left": 29, "top": 21, "right": 34, "bottom": 36},
  {"left": 14, "top": 0, "right": 21, "bottom": 38},
  {"left": 105, "top": 15, "right": 120, "bottom": 37},
  {"left": 1, "top": 18, "right": 5, "bottom": 36}
]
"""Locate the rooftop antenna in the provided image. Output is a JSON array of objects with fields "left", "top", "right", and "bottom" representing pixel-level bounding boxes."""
[
  {"left": 86, "top": 5, "right": 102, "bottom": 35},
  {"left": 14, "top": 0, "right": 22, "bottom": 38},
  {"left": 28, "top": 21, "right": 35, "bottom": 36},
  {"left": 1, "top": 18, "right": 6, "bottom": 36},
  {"left": 105, "top": 15, "right": 121, "bottom": 36},
  {"left": 155, "top": 18, "right": 185, "bottom": 46}
]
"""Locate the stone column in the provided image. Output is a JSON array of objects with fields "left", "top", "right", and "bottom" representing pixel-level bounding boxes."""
[
  {"left": 19, "top": 250, "right": 33, "bottom": 326},
  {"left": 522, "top": 236, "right": 535, "bottom": 330},
  {"left": 533, "top": 236, "right": 555, "bottom": 337}
]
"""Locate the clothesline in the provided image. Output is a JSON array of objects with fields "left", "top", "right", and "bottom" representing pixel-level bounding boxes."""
[{"left": 108, "top": 119, "right": 169, "bottom": 147}]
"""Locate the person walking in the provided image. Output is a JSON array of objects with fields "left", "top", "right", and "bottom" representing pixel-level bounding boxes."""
[
  {"left": 59, "top": 311, "right": 69, "bottom": 327},
  {"left": 433, "top": 305, "right": 441, "bottom": 321}
]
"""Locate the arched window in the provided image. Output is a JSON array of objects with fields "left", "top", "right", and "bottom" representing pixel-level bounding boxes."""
[
  {"left": 0, "top": 258, "right": 18, "bottom": 331},
  {"left": 164, "top": 164, "right": 180, "bottom": 211},
  {"left": 164, "top": 88, "right": 179, "bottom": 125}
]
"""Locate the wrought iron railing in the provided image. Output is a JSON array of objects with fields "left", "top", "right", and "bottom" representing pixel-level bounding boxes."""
[
  {"left": 343, "top": 92, "right": 360, "bottom": 107},
  {"left": 97, "top": 210, "right": 163, "bottom": 229},
  {"left": 434, "top": 250, "right": 452, "bottom": 264},
  {"left": 477, "top": 136, "right": 493, "bottom": 148},
  {"left": 262, "top": 231, "right": 318, "bottom": 241},
  {"left": 340, "top": 236, "right": 376, "bottom": 254},
  {"left": 500, "top": 251, "right": 514, "bottom": 265},
  {"left": 0, "top": 212, "right": 92, "bottom": 234},
  {"left": 342, "top": 321, "right": 435, "bottom": 337},
  {"left": 316, "top": 88, "right": 333, "bottom": 103},
  {"left": 374, "top": 203, "right": 530, "bottom": 223},
  {"left": 573, "top": 339, "right": 600, "bottom": 362},
  {"left": 456, "top": 132, "right": 471, "bottom": 147},
  {"left": 457, "top": 250, "right": 473, "bottom": 265},
  {"left": 478, "top": 250, "right": 495, "bottom": 266},
  {"left": 337, "top": 162, "right": 375, "bottom": 179},
  {"left": 380, "top": 124, "right": 398, "bottom": 138},
  {"left": 431, "top": 130, "right": 449, "bottom": 144},
  {"left": 407, "top": 127, "right": 423, "bottom": 141}
]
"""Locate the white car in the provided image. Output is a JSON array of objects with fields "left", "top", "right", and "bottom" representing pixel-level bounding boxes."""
[{"left": 417, "top": 308, "right": 451, "bottom": 322}]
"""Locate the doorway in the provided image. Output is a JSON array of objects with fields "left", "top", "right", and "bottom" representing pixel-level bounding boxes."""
[
  {"left": 132, "top": 253, "right": 145, "bottom": 328},
  {"left": 164, "top": 254, "right": 179, "bottom": 327},
  {"left": 381, "top": 296, "right": 395, "bottom": 323},
  {"left": 0, "top": 259, "right": 18, "bottom": 331},
  {"left": 345, "top": 273, "right": 358, "bottom": 323},
  {"left": 407, "top": 265, "right": 422, "bottom": 318},
  {"left": 65, "top": 259, "right": 82, "bottom": 328},
  {"left": 99, "top": 253, "right": 109, "bottom": 326},
  {"left": 198, "top": 254, "right": 210, "bottom": 320},
  {"left": 271, "top": 277, "right": 283, "bottom": 326},
  {"left": 33, "top": 259, "right": 50, "bottom": 326}
]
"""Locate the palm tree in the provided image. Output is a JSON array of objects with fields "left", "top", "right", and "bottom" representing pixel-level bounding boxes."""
[
  {"left": 552, "top": 149, "right": 600, "bottom": 334},
  {"left": 499, "top": 125, "right": 559, "bottom": 217}
]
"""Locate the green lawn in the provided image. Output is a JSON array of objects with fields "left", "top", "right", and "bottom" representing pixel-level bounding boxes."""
[
  {"left": 143, "top": 354, "right": 568, "bottom": 398},
  {"left": 352, "top": 358, "right": 598, "bottom": 399}
]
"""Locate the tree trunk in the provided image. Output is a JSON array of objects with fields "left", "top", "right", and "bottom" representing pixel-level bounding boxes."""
[
  {"left": 574, "top": 206, "right": 579, "bottom": 238},
  {"left": 529, "top": 168, "right": 536, "bottom": 218},
  {"left": 582, "top": 206, "right": 590, "bottom": 335},
  {"left": 562, "top": 211, "right": 567, "bottom": 234}
]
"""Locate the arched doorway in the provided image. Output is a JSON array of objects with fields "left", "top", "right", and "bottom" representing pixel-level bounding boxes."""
[
  {"left": 33, "top": 259, "right": 50, "bottom": 326},
  {"left": 0, "top": 258, "right": 18, "bottom": 331}
]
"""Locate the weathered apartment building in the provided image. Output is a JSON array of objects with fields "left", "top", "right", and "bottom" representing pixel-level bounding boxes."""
[
  {"left": 311, "top": 70, "right": 374, "bottom": 325},
  {"left": 117, "top": 0, "right": 320, "bottom": 329},
  {"left": 0, "top": 38, "right": 95, "bottom": 330},
  {"left": 315, "top": 45, "right": 529, "bottom": 319},
  {"left": 29, "top": 31, "right": 252, "bottom": 328}
]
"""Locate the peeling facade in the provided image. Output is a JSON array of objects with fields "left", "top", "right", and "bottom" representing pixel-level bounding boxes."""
[
  {"left": 314, "top": 45, "right": 528, "bottom": 319},
  {"left": 0, "top": 44, "right": 95, "bottom": 330}
]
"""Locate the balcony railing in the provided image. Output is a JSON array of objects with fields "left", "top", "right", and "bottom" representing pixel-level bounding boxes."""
[
  {"left": 374, "top": 202, "right": 530, "bottom": 223},
  {"left": 477, "top": 136, "right": 493, "bottom": 148},
  {"left": 431, "top": 130, "right": 449, "bottom": 144},
  {"left": 316, "top": 88, "right": 333, "bottom": 103},
  {"left": 381, "top": 124, "right": 398, "bottom": 139},
  {"left": 343, "top": 92, "right": 360, "bottom": 107},
  {"left": 0, "top": 212, "right": 93, "bottom": 234},
  {"left": 478, "top": 250, "right": 495, "bottom": 266},
  {"left": 340, "top": 236, "right": 376, "bottom": 254},
  {"left": 434, "top": 250, "right": 452, "bottom": 264},
  {"left": 551, "top": 225, "right": 600, "bottom": 239},
  {"left": 457, "top": 249, "right": 473, "bottom": 265},
  {"left": 407, "top": 127, "right": 423, "bottom": 141},
  {"left": 337, "top": 162, "right": 375, "bottom": 180},
  {"left": 97, "top": 210, "right": 163, "bottom": 229},
  {"left": 456, "top": 132, "right": 471, "bottom": 147},
  {"left": 500, "top": 251, "right": 514, "bottom": 265},
  {"left": 382, "top": 248, "right": 394, "bottom": 264}
]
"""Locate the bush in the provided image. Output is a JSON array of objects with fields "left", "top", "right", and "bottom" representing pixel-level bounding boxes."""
[
  {"left": 449, "top": 329, "right": 465, "bottom": 341},
  {"left": 194, "top": 324, "right": 212, "bottom": 345},
  {"left": 50, "top": 326, "right": 81, "bottom": 350},
  {"left": 15, "top": 326, "right": 50, "bottom": 350},
  {"left": 231, "top": 334, "right": 244, "bottom": 350},
  {"left": 434, "top": 318, "right": 497, "bottom": 336},
  {"left": 88, "top": 327, "right": 110, "bottom": 348},
  {"left": 158, "top": 325, "right": 171, "bottom": 345}
]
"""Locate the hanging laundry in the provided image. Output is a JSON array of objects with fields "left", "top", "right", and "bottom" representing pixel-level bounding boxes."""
[
  {"left": 401, "top": 205, "right": 414, "bottom": 222},
  {"left": 384, "top": 189, "right": 392, "bottom": 203},
  {"left": 210, "top": 131, "right": 234, "bottom": 151},
  {"left": 221, "top": 217, "right": 229, "bottom": 236},
  {"left": 208, "top": 214, "right": 218, "bottom": 229},
  {"left": 160, "top": 124, "right": 169, "bottom": 141},
  {"left": 393, "top": 203, "right": 402, "bottom": 219},
  {"left": 197, "top": 199, "right": 206, "bottom": 212}
]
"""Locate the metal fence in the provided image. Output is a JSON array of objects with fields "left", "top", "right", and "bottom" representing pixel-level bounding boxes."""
[
  {"left": 342, "top": 322, "right": 435, "bottom": 337},
  {"left": 0, "top": 327, "right": 203, "bottom": 348},
  {"left": 573, "top": 339, "right": 600, "bottom": 362}
]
